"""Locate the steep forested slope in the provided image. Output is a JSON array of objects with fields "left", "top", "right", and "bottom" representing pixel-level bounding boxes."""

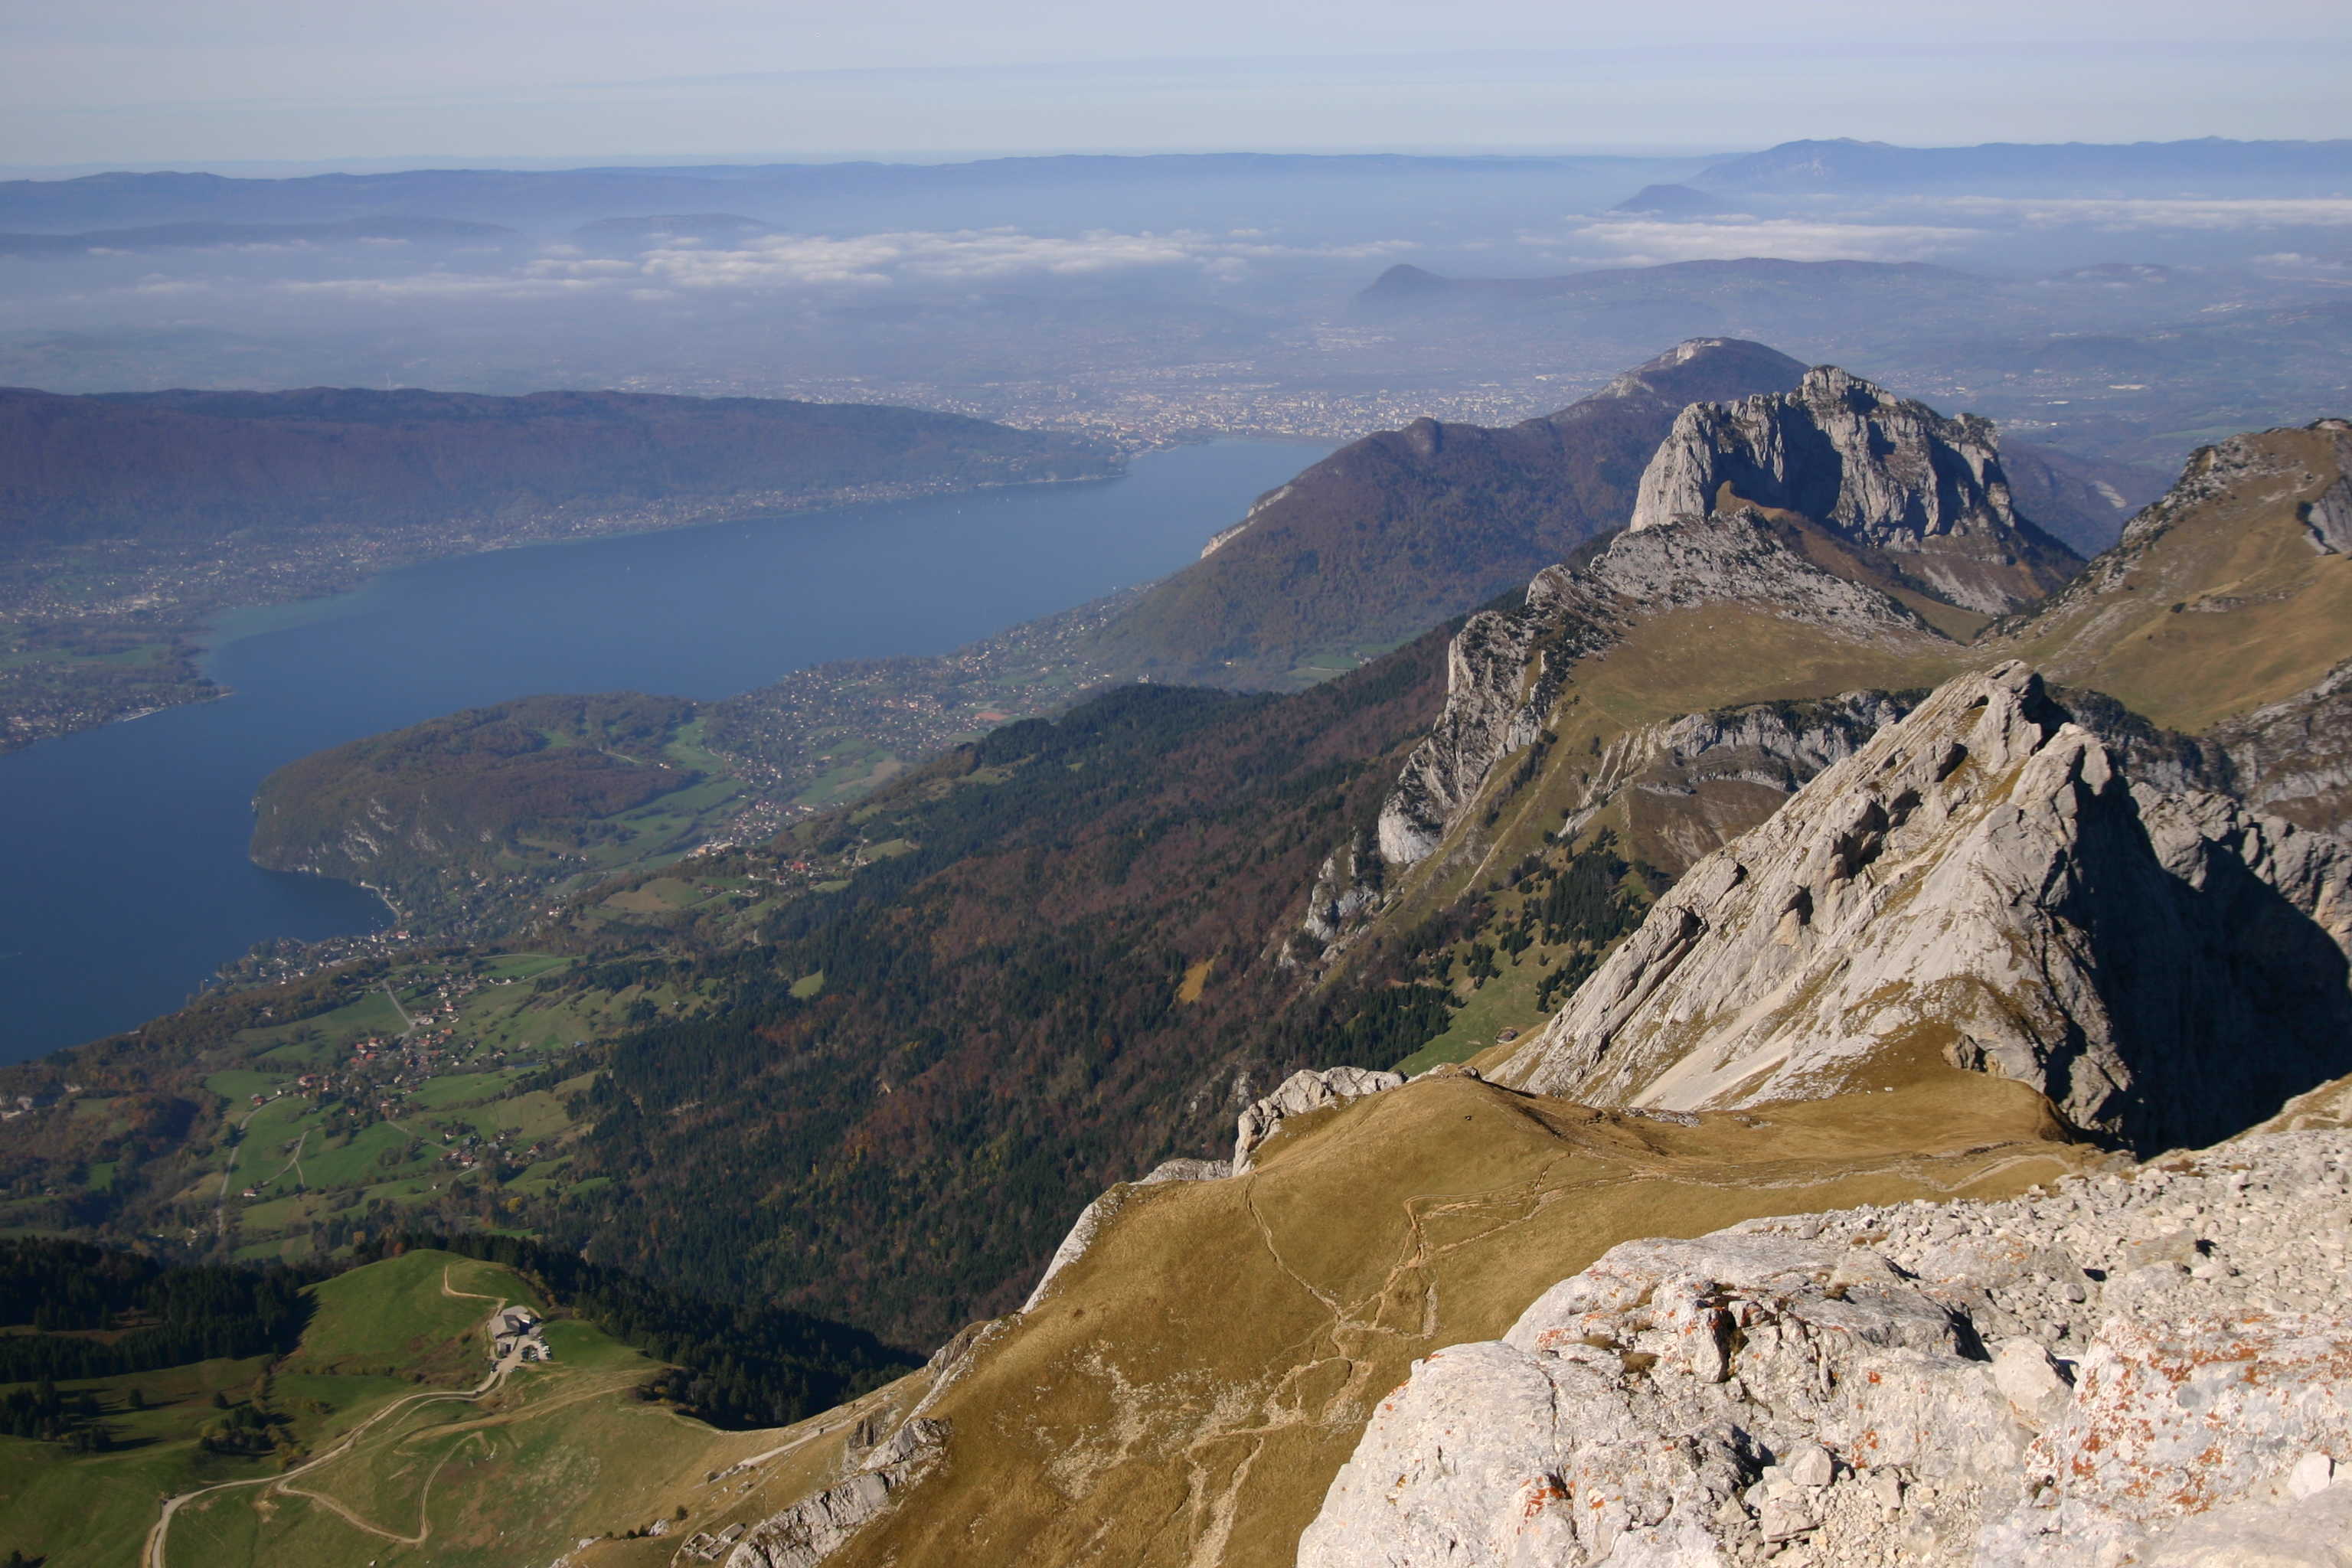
[{"left": 541, "top": 649, "right": 1473, "bottom": 1342}]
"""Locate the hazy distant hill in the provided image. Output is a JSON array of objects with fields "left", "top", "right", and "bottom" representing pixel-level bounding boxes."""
[
  {"left": 0, "top": 215, "right": 518, "bottom": 256},
  {"left": 0, "top": 385, "right": 1115, "bottom": 554},
  {"left": 1611, "top": 182, "right": 1730, "bottom": 214},
  {"left": 1690, "top": 135, "right": 2352, "bottom": 191}
]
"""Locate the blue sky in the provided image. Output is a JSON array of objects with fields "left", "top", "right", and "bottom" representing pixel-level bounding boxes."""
[{"left": 4, "top": 1, "right": 2349, "bottom": 169}]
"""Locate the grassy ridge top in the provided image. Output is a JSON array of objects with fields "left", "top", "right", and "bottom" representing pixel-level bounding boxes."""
[{"left": 835, "top": 1073, "right": 2090, "bottom": 1568}]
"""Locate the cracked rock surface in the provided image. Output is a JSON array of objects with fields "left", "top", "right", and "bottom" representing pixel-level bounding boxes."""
[{"left": 1301, "top": 1129, "right": 2352, "bottom": 1568}]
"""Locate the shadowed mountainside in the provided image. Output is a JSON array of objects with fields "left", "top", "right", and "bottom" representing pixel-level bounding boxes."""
[
  {"left": 1082, "top": 338, "right": 1811, "bottom": 684},
  {"left": 0, "top": 384, "right": 1114, "bottom": 554}
]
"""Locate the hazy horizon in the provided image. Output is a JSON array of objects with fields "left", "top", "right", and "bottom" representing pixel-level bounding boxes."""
[{"left": 6, "top": 23, "right": 2350, "bottom": 169}]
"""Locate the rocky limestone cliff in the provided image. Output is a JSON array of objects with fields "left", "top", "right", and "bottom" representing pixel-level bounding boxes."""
[
  {"left": 1560, "top": 691, "right": 1919, "bottom": 876},
  {"left": 1297, "top": 691, "right": 1914, "bottom": 974},
  {"left": 1629, "top": 367, "right": 2081, "bottom": 614},
  {"left": 1377, "top": 511, "right": 1943, "bottom": 867},
  {"left": 724, "top": 1418, "right": 949, "bottom": 1568},
  {"left": 1302, "top": 1126, "right": 2352, "bottom": 1568},
  {"left": 1230, "top": 1066, "right": 1406, "bottom": 1173},
  {"left": 2209, "top": 658, "right": 2352, "bottom": 838},
  {"left": 1491, "top": 662, "right": 2352, "bottom": 1152}
]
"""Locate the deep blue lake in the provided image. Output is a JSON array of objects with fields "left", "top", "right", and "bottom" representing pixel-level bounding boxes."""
[{"left": 0, "top": 439, "right": 1328, "bottom": 1063}]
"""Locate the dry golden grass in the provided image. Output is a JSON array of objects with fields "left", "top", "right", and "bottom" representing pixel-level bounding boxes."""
[
  {"left": 1998, "top": 426, "right": 2352, "bottom": 732},
  {"left": 827, "top": 1072, "right": 2090, "bottom": 1568}
]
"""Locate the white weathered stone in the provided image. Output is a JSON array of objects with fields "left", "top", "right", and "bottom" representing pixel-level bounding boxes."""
[
  {"left": 1303, "top": 1129, "right": 2352, "bottom": 1568},
  {"left": 1231, "top": 1066, "right": 1404, "bottom": 1173},
  {"left": 1990, "top": 1340, "right": 2071, "bottom": 1432}
]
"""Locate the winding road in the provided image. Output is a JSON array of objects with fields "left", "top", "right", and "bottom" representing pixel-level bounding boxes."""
[{"left": 142, "top": 1267, "right": 521, "bottom": 1568}]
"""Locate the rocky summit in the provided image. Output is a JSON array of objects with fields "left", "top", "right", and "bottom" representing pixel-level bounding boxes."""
[
  {"left": 1630, "top": 367, "right": 2083, "bottom": 614},
  {"left": 1489, "top": 661, "right": 2352, "bottom": 1150}
]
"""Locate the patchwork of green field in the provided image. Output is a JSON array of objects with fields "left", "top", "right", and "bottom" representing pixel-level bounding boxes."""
[
  {"left": 0, "top": 1352, "right": 279, "bottom": 1568},
  {"left": 122, "top": 957, "right": 653, "bottom": 1266},
  {"left": 0, "top": 1250, "right": 521, "bottom": 1566},
  {"left": 0, "top": 1245, "right": 854, "bottom": 1568}
]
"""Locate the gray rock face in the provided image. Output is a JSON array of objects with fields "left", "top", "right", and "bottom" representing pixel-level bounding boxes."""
[
  {"left": 2209, "top": 658, "right": 2352, "bottom": 840},
  {"left": 1377, "top": 511, "right": 1936, "bottom": 867},
  {"left": 1563, "top": 691, "right": 1919, "bottom": 873},
  {"left": 1300, "top": 1129, "right": 2352, "bottom": 1568},
  {"left": 724, "top": 1419, "right": 948, "bottom": 1568},
  {"left": 1285, "top": 830, "right": 1391, "bottom": 970},
  {"left": 2301, "top": 461, "right": 2352, "bottom": 554},
  {"left": 1376, "top": 598, "right": 1560, "bottom": 866},
  {"left": 1492, "top": 662, "right": 2352, "bottom": 1152},
  {"left": 1231, "top": 1066, "right": 1405, "bottom": 1173},
  {"left": 1629, "top": 366, "right": 2077, "bottom": 613}
]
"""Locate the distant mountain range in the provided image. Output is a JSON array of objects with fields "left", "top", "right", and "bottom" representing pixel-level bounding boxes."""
[
  {"left": 0, "top": 153, "right": 1682, "bottom": 231},
  {"left": 1691, "top": 135, "right": 2352, "bottom": 191},
  {"left": 5, "top": 138, "right": 2349, "bottom": 233},
  {"left": 0, "top": 216, "right": 518, "bottom": 256}
]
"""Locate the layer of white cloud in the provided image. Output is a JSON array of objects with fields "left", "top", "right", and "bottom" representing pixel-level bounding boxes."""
[
  {"left": 639, "top": 227, "right": 1413, "bottom": 289},
  {"left": 1554, "top": 218, "right": 1978, "bottom": 266},
  {"left": 253, "top": 227, "right": 1416, "bottom": 303},
  {"left": 1937, "top": 196, "right": 2352, "bottom": 232}
]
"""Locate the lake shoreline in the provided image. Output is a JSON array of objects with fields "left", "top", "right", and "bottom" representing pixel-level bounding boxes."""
[{"left": 0, "top": 439, "right": 1328, "bottom": 1063}]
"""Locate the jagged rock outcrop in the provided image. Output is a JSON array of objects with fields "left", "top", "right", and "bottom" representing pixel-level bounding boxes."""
[
  {"left": 1492, "top": 662, "right": 2352, "bottom": 1152},
  {"left": 725, "top": 1419, "right": 949, "bottom": 1568},
  {"left": 1376, "top": 602, "right": 1556, "bottom": 865},
  {"left": 1231, "top": 1066, "right": 1406, "bottom": 1172},
  {"left": 1378, "top": 511, "right": 1939, "bottom": 865},
  {"left": 2208, "top": 658, "right": 2352, "bottom": 839},
  {"left": 2302, "top": 460, "right": 2352, "bottom": 554},
  {"left": 1019, "top": 1157, "right": 1230, "bottom": 1312},
  {"left": 1562, "top": 691, "right": 1919, "bottom": 874},
  {"left": 1283, "top": 829, "right": 1390, "bottom": 969},
  {"left": 1302, "top": 1128, "right": 2352, "bottom": 1568},
  {"left": 1628, "top": 367, "right": 2082, "bottom": 614}
]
